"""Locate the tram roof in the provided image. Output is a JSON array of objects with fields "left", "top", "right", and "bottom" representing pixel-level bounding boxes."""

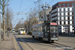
[
  {"left": 32, "top": 23, "right": 49, "bottom": 27},
  {"left": 32, "top": 22, "right": 57, "bottom": 27}
]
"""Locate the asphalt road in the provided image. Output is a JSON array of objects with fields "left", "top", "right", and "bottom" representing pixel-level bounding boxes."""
[{"left": 14, "top": 33, "right": 75, "bottom": 50}]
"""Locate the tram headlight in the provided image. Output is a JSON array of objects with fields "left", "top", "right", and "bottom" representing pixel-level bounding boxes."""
[{"left": 23, "top": 31, "right": 25, "bottom": 33}]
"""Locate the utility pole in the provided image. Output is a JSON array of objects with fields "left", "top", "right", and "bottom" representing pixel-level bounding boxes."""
[{"left": 41, "top": 2, "right": 50, "bottom": 22}]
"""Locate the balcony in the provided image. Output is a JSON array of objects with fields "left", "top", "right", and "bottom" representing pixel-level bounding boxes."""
[
  {"left": 52, "top": 17, "right": 58, "bottom": 21},
  {"left": 51, "top": 8, "right": 58, "bottom": 13},
  {"left": 51, "top": 13, "right": 58, "bottom": 17}
]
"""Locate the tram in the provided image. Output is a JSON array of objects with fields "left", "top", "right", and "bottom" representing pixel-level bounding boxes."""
[
  {"left": 32, "top": 22, "right": 58, "bottom": 42},
  {"left": 18, "top": 28, "right": 25, "bottom": 34}
]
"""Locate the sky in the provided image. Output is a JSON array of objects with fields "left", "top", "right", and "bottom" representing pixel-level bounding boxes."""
[{"left": 7, "top": 0, "right": 72, "bottom": 28}]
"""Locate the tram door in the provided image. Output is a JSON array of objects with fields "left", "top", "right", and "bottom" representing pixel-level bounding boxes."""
[{"left": 43, "top": 24, "right": 50, "bottom": 39}]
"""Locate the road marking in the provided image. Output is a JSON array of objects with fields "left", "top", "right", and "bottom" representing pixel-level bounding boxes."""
[{"left": 56, "top": 47, "right": 73, "bottom": 49}]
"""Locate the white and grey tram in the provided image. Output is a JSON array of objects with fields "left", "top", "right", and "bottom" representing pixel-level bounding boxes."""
[{"left": 32, "top": 22, "right": 58, "bottom": 42}]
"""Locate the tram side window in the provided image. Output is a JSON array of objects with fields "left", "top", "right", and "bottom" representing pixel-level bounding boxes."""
[
  {"left": 45, "top": 26, "right": 47, "bottom": 32},
  {"left": 37, "top": 27, "right": 42, "bottom": 32},
  {"left": 42, "top": 26, "right": 45, "bottom": 32},
  {"left": 33, "top": 28, "right": 37, "bottom": 32}
]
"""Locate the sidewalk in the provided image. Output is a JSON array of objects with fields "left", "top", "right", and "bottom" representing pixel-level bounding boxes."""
[{"left": 0, "top": 33, "right": 20, "bottom": 50}]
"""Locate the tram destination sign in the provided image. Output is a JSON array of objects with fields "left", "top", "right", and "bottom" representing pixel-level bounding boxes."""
[{"left": 50, "top": 23, "right": 57, "bottom": 25}]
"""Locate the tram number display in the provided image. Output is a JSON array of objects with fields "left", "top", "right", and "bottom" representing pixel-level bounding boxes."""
[{"left": 50, "top": 23, "right": 57, "bottom": 25}]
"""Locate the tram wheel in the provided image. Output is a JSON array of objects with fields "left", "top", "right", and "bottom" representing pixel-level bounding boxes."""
[{"left": 32, "top": 36, "right": 34, "bottom": 38}]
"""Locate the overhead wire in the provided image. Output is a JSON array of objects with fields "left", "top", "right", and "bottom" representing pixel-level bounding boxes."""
[
  {"left": 13, "top": 0, "right": 23, "bottom": 28},
  {"left": 48, "top": 0, "right": 55, "bottom": 5},
  {"left": 21, "top": 3, "right": 34, "bottom": 12},
  {"left": 14, "top": 1, "right": 35, "bottom": 28}
]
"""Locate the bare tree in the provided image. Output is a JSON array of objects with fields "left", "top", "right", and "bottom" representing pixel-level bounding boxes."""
[
  {"left": 0, "top": 0, "right": 9, "bottom": 40},
  {"left": 4, "top": 5, "right": 13, "bottom": 37},
  {"left": 5, "top": 7, "right": 13, "bottom": 28}
]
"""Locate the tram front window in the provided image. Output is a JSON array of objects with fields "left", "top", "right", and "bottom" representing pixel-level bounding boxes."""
[{"left": 50, "top": 26, "right": 57, "bottom": 33}]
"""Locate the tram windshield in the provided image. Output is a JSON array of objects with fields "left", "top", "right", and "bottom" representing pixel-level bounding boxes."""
[
  {"left": 50, "top": 26, "right": 57, "bottom": 33},
  {"left": 20, "top": 29, "right": 24, "bottom": 31}
]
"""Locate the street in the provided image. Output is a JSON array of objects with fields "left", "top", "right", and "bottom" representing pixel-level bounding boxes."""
[{"left": 14, "top": 33, "right": 75, "bottom": 50}]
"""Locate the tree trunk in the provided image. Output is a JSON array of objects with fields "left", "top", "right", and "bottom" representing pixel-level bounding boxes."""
[{"left": 3, "top": 0, "right": 5, "bottom": 41}]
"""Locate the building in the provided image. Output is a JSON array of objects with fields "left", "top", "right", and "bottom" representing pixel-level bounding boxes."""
[{"left": 50, "top": 1, "right": 75, "bottom": 34}]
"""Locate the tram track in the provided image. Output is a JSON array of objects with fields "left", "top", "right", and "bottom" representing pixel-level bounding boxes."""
[
  {"left": 20, "top": 37, "right": 75, "bottom": 50},
  {"left": 14, "top": 34, "right": 33, "bottom": 50},
  {"left": 14, "top": 34, "right": 75, "bottom": 50},
  {"left": 19, "top": 38, "right": 33, "bottom": 50}
]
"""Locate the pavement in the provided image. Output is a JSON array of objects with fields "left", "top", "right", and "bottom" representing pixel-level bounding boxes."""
[{"left": 0, "top": 33, "right": 20, "bottom": 50}]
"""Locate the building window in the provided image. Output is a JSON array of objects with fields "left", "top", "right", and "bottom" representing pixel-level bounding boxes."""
[
  {"left": 58, "top": 21, "right": 60, "bottom": 25},
  {"left": 70, "top": 3, "right": 72, "bottom": 7},
  {"left": 70, "top": 16, "right": 72, "bottom": 20},
  {"left": 68, "top": 17, "right": 69, "bottom": 20},
  {"left": 66, "top": 21, "right": 68, "bottom": 25},
  {"left": 66, "top": 17, "right": 68, "bottom": 20},
  {"left": 65, "top": 8, "right": 68, "bottom": 11},
  {"left": 68, "top": 8, "right": 69, "bottom": 11},
  {"left": 59, "top": 4, "right": 61, "bottom": 7},
  {"left": 70, "top": 8, "right": 72, "bottom": 11},
  {"left": 63, "top": 3, "right": 65, "bottom": 7},
  {"left": 60, "top": 8, "right": 61, "bottom": 12},
  {"left": 60, "top": 13, "right": 61, "bottom": 16},
  {"left": 70, "top": 12, "right": 72, "bottom": 15},
  {"left": 64, "top": 12, "right": 65, "bottom": 15},
  {"left": 72, "top": 17, "right": 74, "bottom": 20},
  {"left": 58, "top": 8, "right": 60, "bottom": 12},
  {"left": 61, "top": 12, "right": 64, "bottom": 16},
  {"left": 64, "top": 21, "right": 65, "bottom": 25},
  {"left": 58, "top": 17, "right": 60, "bottom": 20},
  {"left": 64, "top": 8, "right": 65, "bottom": 11},
  {"left": 68, "top": 21, "right": 69, "bottom": 24},
  {"left": 60, "top": 21, "right": 61, "bottom": 25},
  {"left": 72, "top": 12, "right": 73, "bottom": 15},
  {"left": 68, "top": 12, "right": 69, "bottom": 15},
  {"left": 61, "top": 8, "right": 64, "bottom": 11},
  {"left": 70, "top": 21, "right": 72, "bottom": 24},
  {"left": 65, "top": 12, "right": 68, "bottom": 16},
  {"left": 62, "top": 21, "right": 64, "bottom": 25},
  {"left": 62, "top": 17, "right": 63, "bottom": 20},
  {"left": 72, "top": 21, "right": 74, "bottom": 24},
  {"left": 67, "top": 3, "right": 69, "bottom": 7}
]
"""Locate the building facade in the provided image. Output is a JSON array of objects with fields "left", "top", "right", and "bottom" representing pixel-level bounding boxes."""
[{"left": 50, "top": 1, "right": 75, "bottom": 34}]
